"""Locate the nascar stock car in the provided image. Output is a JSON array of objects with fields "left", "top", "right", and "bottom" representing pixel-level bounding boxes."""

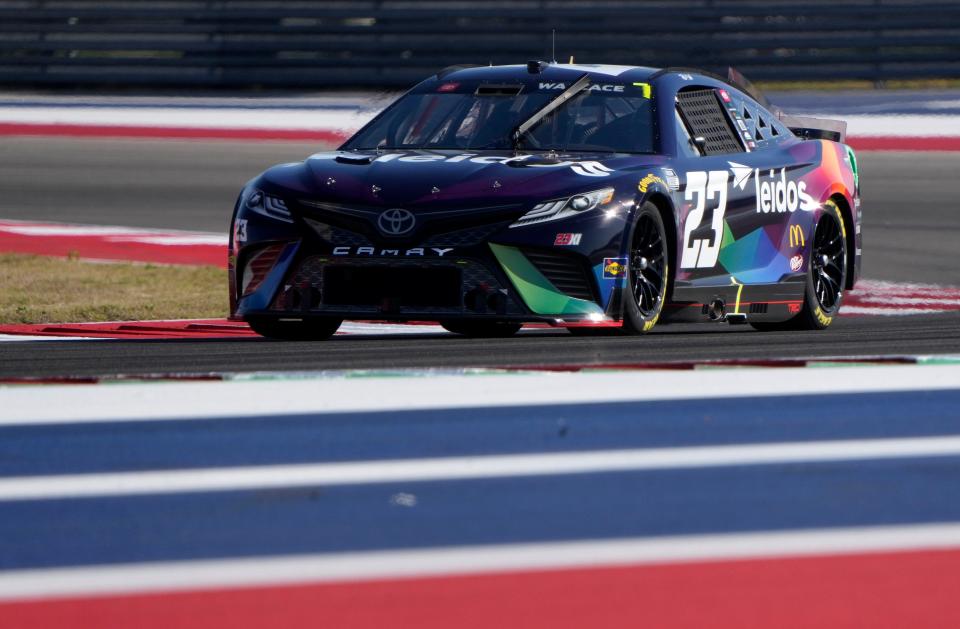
[{"left": 229, "top": 62, "right": 861, "bottom": 340}]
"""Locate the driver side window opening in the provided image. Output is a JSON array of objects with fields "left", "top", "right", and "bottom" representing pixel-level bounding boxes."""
[{"left": 675, "top": 108, "right": 700, "bottom": 157}]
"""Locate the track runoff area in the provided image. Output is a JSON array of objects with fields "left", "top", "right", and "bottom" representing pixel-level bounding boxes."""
[
  {"left": 3, "top": 92, "right": 960, "bottom": 626},
  {"left": 3, "top": 365, "right": 960, "bottom": 628}
]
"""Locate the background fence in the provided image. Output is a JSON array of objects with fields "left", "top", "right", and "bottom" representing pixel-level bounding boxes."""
[{"left": 2, "top": 1, "right": 959, "bottom": 90}]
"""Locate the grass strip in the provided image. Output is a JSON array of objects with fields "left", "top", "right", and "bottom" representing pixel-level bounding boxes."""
[{"left": 0, "top": 253, "right": 227, "bottom": 324}]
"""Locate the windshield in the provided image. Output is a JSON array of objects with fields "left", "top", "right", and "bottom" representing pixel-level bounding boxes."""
[{"left": 344, "top": 85, "right": 656, "bottom": 154}]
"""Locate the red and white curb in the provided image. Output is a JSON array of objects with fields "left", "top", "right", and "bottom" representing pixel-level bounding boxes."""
[
  {"left": 0, "top": 220, "right": 227, "bottom": 267},
  {"left": 0, "top": 104, "right": 958, "bottom": 150}
]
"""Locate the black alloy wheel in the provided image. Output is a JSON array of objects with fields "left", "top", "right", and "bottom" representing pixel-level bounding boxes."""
[
  {"left": 630, "top": 213, "right": 667, "bottom": 317},
  {"left": 620, "top": 202, "right": 669, "bottom": 335},
  {"left": 811, "top": 208, "right": 845, "bottom": 311}
]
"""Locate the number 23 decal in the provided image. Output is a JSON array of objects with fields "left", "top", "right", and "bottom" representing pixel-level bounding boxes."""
[{"left": 680, "top": 170, "right": 728, "bottom": 269}]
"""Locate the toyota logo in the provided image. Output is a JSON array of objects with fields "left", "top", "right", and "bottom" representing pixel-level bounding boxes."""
[{"left": 377, "top": 208, "right": 416, "bottom": 236}]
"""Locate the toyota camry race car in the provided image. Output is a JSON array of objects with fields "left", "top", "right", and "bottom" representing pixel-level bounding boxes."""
[{"left": 229, "top": 62, "right": 861, "bottom": 340}]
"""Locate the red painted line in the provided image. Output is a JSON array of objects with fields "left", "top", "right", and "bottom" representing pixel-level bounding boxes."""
[
  {"left": 0, "top": 319, "right": 257, "bottom": 339},
  {"left": 0, "top": 123, "right": 349, "bottom": 144},
  {"left": 847, "top": 136, "right": 960, "bottom": 151},
  {"left": 0, "top": 231, "right": 225, "bottom": 267},
  {"left": 2, "top": 548, "right": 958, "bottom": 629}
]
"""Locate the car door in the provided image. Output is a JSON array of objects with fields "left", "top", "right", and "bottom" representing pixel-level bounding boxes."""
[{"left": 671, "top": 84, "right": 793, "bottom": 298}]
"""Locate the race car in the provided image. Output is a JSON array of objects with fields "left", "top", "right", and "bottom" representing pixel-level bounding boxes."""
[{"left": 229, "top": 61, "right": 860, "bottom": 340}]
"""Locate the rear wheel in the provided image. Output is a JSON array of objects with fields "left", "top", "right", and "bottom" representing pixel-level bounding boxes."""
[
  {"left": 752, "top": 200, "right": 847, "bottom": 331},
  {"left": 441, "top": 321, "right": 522, "bottom": 338},
  {"left": 247, "top": 316, "right": 342, "bottom": 340},
  {"left": 621, "top": 202, "right": 669, "bottom": 334}
]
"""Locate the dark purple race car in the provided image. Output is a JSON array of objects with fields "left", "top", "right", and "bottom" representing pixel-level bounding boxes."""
[{"left": 228, "top": 62, "right": 860, "bottom": 340}]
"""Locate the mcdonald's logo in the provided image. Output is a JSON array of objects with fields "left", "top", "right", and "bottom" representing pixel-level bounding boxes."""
[{"left": 789, "top": 224, "right": 805, "bottom": 248}]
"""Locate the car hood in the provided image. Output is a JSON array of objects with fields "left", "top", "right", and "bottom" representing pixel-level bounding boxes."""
[{"left": 259, "top": 149, "right": 666, "bottom": 210}]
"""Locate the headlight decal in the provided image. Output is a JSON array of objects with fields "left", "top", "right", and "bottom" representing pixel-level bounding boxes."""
[
  {"left": 244, "top": 188, "right": 293, "bottom": 223},
  {"left": 510, "top": 188, "right": 615, "bottom": 228}
]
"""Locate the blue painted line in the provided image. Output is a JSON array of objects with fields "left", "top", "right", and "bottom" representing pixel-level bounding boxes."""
[
  {"left": 2, "top": 389, "right": 960, "bottom": 477},
  {"left": 1, "top": 456, "right": 959, "bottom": 570}
]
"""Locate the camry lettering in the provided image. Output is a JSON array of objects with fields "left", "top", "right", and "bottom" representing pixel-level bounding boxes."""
[{"left": 332, "top": 247, "right": 454, "bottom": 257}]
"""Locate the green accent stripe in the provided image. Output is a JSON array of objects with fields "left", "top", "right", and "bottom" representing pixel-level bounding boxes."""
[{"left": 489, "top": 243, "right": 603, "bottom": 316}]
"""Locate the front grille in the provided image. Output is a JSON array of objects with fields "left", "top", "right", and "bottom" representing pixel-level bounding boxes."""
[
  {"left": 521, "top": 249, "right": 596, "bottom": 302},
  {"left": 275, "top": 256, "right": 525, "bottom": 315},
  {"left": 422, "top": 221, "right": 510, "bottom": 247},
  {"left": 303, "top": 217, "right": 372, "bottom": 247}
]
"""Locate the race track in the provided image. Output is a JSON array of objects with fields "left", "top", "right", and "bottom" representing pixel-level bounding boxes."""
[
  {"left": 4, "top": 113, "right": 960, "bottom": 627},
  {"left": 1, "top": 138, "right": 959, "bottom": 377}
]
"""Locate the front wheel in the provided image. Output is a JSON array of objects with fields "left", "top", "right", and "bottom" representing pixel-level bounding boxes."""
[
  {"left": 247, "top": 316, "right": 342, "bottom": 340},
  {"left": 621, "top": 202, "right": 669, "bottom": 335},
  {"left": 752, "top": 200, "right": 847, "bottom": 331},
  {"left": 440, "top": 320, "right": 522, "bottom": 338}
]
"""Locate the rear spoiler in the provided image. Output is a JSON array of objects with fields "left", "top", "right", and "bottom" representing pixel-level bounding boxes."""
[{"left": 726, "top": 67, "right": 847, "bottom": 143}]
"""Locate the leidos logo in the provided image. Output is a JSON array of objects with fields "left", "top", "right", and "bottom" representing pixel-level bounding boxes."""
[
  {"left": 789, "top": 224, "right": 805, "bottom": 248},
  {"left": 728, "top": 162, "right": 819, "bottom": 213}
]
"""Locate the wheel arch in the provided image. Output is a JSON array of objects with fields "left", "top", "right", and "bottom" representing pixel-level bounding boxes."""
[
  {"left": 641, "top": 192, "right": 677, "bottom": 296},
  {"left": 828, "top": 193, "right": 856, "bottom": 290}
]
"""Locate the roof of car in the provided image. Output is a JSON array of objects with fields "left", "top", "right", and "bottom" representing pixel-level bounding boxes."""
[{"left": 432, "top": 63, "right": 661, "bottom": 85}]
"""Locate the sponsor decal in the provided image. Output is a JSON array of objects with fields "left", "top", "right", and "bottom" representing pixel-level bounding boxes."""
[
  {"left": 313, "top": 152, "right": 614, "bottom": 177},
  {"left": 679, "top": 73, "right": 694, "bottom": 81},
  {"left": 377, "top": 208, "right": 416, "bottom": 236},
  {"left": 569, "top": 161, "right": 614, "bottom": 177},
  {"left": 718, "top": 89, "right": 731, "bottom": 102},
  {"left": 631, "top": 82, "right": 652, "bottom": 98},
  {"left": 680, "top": 170, "right": 728, "bottom": 269},
  {"left": 603, "top": 257, "right": 628, "bottom": 279},
  {"left": 789, "top": 224, "right": 806, "bottom": 248},
  {"left": 790, "top": 254, "right": 803, "bottom": 272},
  {"left": 638, "top": 173, "right": 667, "bottom": 193},
  {"left": 747, "top": 140, "right": 757, "bottom": 149},
  {"left": 662, "top": 168, "right": 681, "bottom": 191},
  {"left": 814, "top": 305, "right": 833, "bottom": 327},
  {"left": 332, "top": 246, "right": 454, "bottom": 257},
  {"left": 727, "top": 162, "right": 818, "bottom": 213},
  {"left": 234, "top": 219, "right": 248, "bottom": 243},
  {"left": 554, "top": 233, "right": 583, "bottom": 246},
  {"left": 437, "top": 82, "right": 459, "bottom": 92},
  {"left": 736, "top": 119, "right": 748, "bottom": 131},
  {"left": 538, "top": 82, "right": 625, "bottom": 93},
  {"left": 788, "top": 302, "right": 802, "bottom": 314}
]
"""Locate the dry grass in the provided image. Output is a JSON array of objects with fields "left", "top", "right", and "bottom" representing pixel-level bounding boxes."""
[{"left": 0, "top": 254, "right": 228, "bottom": 324}]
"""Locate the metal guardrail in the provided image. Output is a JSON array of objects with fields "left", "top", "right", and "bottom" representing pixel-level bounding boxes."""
[{"left": 1, "top": 1, "right": 959, "bottom": 88}]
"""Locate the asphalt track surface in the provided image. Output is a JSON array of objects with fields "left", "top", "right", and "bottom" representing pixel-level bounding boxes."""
[{"left": 1, "top": 138, "right": 960, "bottom": 377}]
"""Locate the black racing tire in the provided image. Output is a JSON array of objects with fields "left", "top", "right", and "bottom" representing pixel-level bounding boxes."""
[
  {"left": 751, "top": 200, "right": 847, "bottom": 332},
  {"left": 620, "top": 201, "right": 670, "bottom": 335},
  {"left": 247, "top": 316, "right": 342, "bottom": 340},
  {"left": 440, "top": 320, "right": 523, "bottom": 338}
]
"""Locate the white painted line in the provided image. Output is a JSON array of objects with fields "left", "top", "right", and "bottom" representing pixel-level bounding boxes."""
[
  {"left": 848, "top": 296, "right": 960, "bottom": 306},
  {"left": 2, "top": 522, "right": 959, "bottom": 601},
  {"left": 0, "top": 220, "right": 222, "bottom": 239},
  {"left": 2, "top": 435, "right": 960, "bottom": 501},
  {"left": 840, "top": 306, "right": 949, "bottom": 316},
  {"left": 2, "top": 364, "right": 960, "bottom": 426},
  {"left": 812, "top": 114, "right": 960, "bottom": 137}
]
